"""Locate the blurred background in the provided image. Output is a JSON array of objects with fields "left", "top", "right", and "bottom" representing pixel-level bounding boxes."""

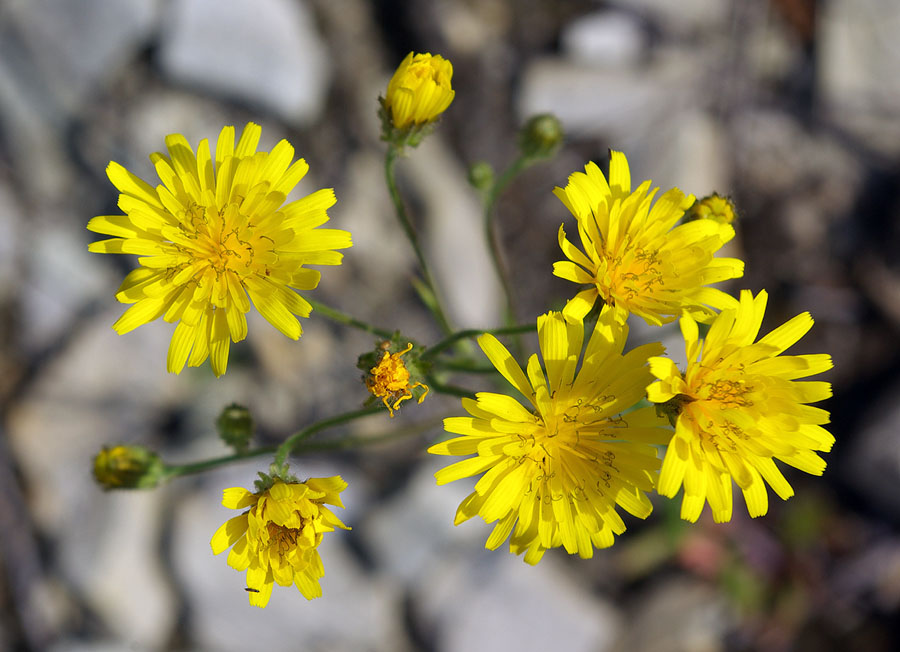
[{"left": 1, "top": 0, "right": 899, "bottom": 650}]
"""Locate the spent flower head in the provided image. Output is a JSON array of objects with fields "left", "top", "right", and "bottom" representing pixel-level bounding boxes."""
[
  {"left": 88, "top": 122, "right": 352, "bottom": 377},
  {"left": 380, "top": 52, "right": 455, "bottom": 148},
  {"left": 429, "top": 309, "right": 670, "bottom": 564},
  {"left": 362, "top": 341, "right": 429, "bottom": 416},
  {"left": 647, "top": 290, "right": 834, "bottom": 523},
  {"left": 210, "top": 477, "right": 350, "bottom": 607},
  {"left": 554, "top": 151, "right": 744, "bottom": 325}
]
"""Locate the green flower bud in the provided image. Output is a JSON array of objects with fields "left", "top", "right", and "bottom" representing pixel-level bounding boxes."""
[
  {"left": 468, "top": 161, "right": 495, "bottom": 193},
  {"left": 517, "top": 114, "right": 564, "bottom": 161},
  {"left": 216, "top": 403, "right": 254, "bottom": 453},
  {"left": 93, "top": 445, "right": 164, "bottom": 490}
]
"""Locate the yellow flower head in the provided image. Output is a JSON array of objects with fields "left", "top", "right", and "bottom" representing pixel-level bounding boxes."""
[
  {"left": 384, "top": 52, "right": 455, "bottom": 130},
  {"left": 366, "top": 342, "right": 428, "bottom": 416},
  {"left": 92, "top": 444, "right": 163, "bottom": 490},
  {"left": 88, "top": 123, "right": 352, "bottom": 377},
  {"left": 210, "top": 477, "right": 350, "bottom": 607},
  {"left": 647, "top": 290, "right": 835, "bottom": 523},
  {"left": 429, "top": 309, "right": 670, "bottom": 564},
  {"left": 553, "top": 151, "right": 744, "bottom": 325},
  {"left": 689, "top": 193, "right": 736, "bottom": 224}
]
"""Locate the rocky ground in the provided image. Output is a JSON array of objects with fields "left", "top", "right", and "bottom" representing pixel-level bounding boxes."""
[{"left": 1, "top": 0, "right": 900, "bottom": 650}]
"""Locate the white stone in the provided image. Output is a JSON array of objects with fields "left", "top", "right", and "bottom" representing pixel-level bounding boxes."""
[
  {"left": 422, "top": 553, "right": 621, "bottom": 652},
  {"left": 562, "top": 11, "right": 646, "bottom": 67},
  {"left": 517, "top": 49, "right": 699, "bottom": 147},
  {"left": 615, "top": 0, "right": 729, "bottom": 33},
  {"left": 158, "top": 0, "right": 330, "bottom": 126},
  {"left": 75, "top": 491, "right": 176, "bottom": 649},
  {"left": 362, "top": 458, "right": 486, "bottom": 584},
  {"left": 402, "top": 136, "right": 502, "bottom": 329}
]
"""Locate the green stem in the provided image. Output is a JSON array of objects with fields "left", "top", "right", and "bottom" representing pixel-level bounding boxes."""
[
  {"left": 421, "top": 323, "right": 536, "bottom": 360},
  {"left": 431, "top": 359, "right": 498, "bottom": 373},
  {"left": 274, "top": 406, "right": 384, "bottom": 467},
  {"left": 307, "top": 298, "right": 394, "bottom": 339},
  {"left": 425, "top": 374, "right": 477, "bottom": 399},
  {"left": 161, "top": 446, "right": 277, "bottom": 481},
  {"left": 385, "top": 145, "right": 454, "bottom": 335},
  {"left": 483, "top": 156, "right": 530, "bottom": 328},
  {"left": 293, "top": 416, "right": 444, "bottom": 453}
]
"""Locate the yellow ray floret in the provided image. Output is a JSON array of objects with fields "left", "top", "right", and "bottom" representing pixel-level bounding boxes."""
[
  {"left": 210, "top": 477, "right": 350, "bottom": 607},
  {"left": 553, "top": 151, "right": 744, "bottom": 325},
  {"left": 647, "top": 289, "right": 835, "bottom": 523},
  {"left": 88, "top": 122, "right": 352, "bottom": 376},
  {"left": 428, "top": 308, "right": 671, "bottom": 564}
]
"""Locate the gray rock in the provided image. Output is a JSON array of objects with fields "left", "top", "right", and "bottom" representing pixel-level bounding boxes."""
[
  {"left": 1, "top": 0, "right": 159, "bottom": 112},
  {"left": 819, "top": 0, "right": 900, "bottom": 154},
  {"left": 615, "top": 0, "right": 729, "bottom": 34},
  {"left": 421, "top": 553, "right": 621, "bottom": 652},
  {"left": 613, "top": 577, "right": 733, "bottom": 652},
  {"left": 158, "top": 0, "right": 330, "bottom": 126},
  {"left": 517, "top": 48, "right": 700, "bottom": 147}
]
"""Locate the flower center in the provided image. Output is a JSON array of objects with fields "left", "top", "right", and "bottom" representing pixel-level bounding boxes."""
[
  {"left": 266, "top": 522, "right": 303, "bottom": 556},
  {"left": 598, "top": 243, "right": 665, "bottom": 304},
  {"left": 172, "top": 200, "right": 279, "bottom": 284}
]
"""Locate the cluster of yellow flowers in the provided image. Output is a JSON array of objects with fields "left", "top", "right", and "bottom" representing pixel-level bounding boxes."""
[
  {"left": 430, "top": 147, "right": 833, "bottom": 562},
  {"left": 89, "top": 51, "right": 833, "bottom": 606}
]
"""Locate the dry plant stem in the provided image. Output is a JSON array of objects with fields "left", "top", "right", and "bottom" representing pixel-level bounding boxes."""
[{"left": 385, "top": 145, "right": 454, "bottom": 335}]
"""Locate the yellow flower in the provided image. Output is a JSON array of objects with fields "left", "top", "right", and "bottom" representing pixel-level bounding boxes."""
[
  {"left": 428, "top": 309, "right": 670, "bottom": 564},
  {"left": 384, "top": 52, "right": 455, "bottom": 130},
  {"left": 210, "top": 477, "right": 350, "bottom": 607},
  {"left": 647, "top": 290, "right": 834, "bottom": 523},
  {"left": 92, "top": 445, "right": 163, "bottom": 490},
  {"left": 553, "top": 151, "right": 744, "bottom": 325},
  {"left": 365, "top": 343, "right": 428, "bottom": 416},
  {"left": 689, "top": 193, "right": 736, "bottom": 224},
  {"left": 88, "top": 123, "right": 352, "bottom": 377}
]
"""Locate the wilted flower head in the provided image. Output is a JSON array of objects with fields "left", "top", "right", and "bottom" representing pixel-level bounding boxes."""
[
  {"left": 88, "top": 122, "right": 352, "bottom": 376},
  {"left": 382, "top": 52, "right": 454, "bottom": 136},
  {"left": 647, "top": 290, "right": 834, "bottom": 523},
  {"left": 210, "top": 477, "right": 350, "bottom": 607},
  {"left": 429, "top": 309, "right": 670, "bottom": 564},
  {"left": 364, "top": 342, "right": 428, "bottom": 416},
  {"left": 554, "top": 151, "right": 744, "bottom": 325}
]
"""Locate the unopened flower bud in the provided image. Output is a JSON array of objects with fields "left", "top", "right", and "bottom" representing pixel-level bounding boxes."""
[
  {"left": 686, "top": 193, "right": 736, "bottom": 224},
  {"left": 93, "top": 445, "right": 164, "bottom": 490},
  {"left": 216, "top": 403, "right": 254, "bottom": 453},
  {"left": 468, "top": 161, "right": 495, "bottom": 193},
  {"left": 380, "top": 52, "right": 455, "bottom": 149},
  {"left": 517, "top": 114, "right": 564, "bottom": 161}
]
